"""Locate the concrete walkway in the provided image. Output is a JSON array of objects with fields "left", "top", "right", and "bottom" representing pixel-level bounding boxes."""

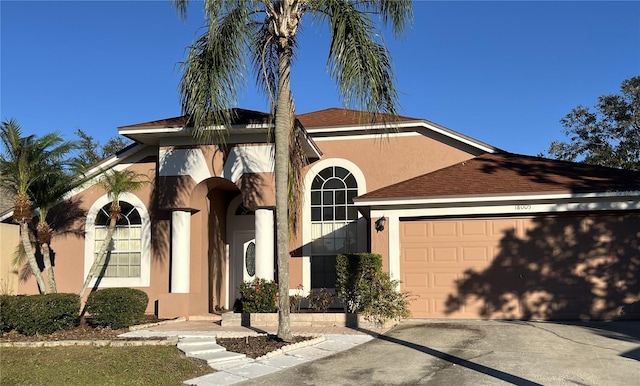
[{"left": 120, "top": 316, "right": 389, "bottom": 386}]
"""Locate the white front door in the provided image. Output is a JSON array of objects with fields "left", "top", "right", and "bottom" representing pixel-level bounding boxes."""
[{"left": 231, "top": 230, "right": 255, "bottom": 306}]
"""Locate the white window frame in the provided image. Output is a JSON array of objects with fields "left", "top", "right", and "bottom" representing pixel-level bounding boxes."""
[{"left": 84, "top": 192, "right": 151, "bottom": 288}]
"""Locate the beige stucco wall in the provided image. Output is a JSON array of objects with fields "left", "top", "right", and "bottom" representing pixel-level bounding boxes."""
[
  {"left": 0, "top": 223, "right": 19, "bottom": 295},
  {"left": 310, "top": 134, "right": 476, "bottom": 191},
  {"left": 10, "top": 128, "right": 483, "bottom": 316},
  {"left": 15, "top": 158, "right": 168, "bottom": 314},
  {"left": 287, "top": 133, "right": 478, "bottom": 285}
]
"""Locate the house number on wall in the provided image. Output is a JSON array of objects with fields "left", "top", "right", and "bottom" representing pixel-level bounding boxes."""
[{"left": 514, "top": 204, "right": 532, "bottom": 210}]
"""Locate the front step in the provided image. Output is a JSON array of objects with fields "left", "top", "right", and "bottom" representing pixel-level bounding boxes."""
[
  {"left": 184, "top": 344, "right": 227, "bottom": 356},
  {"left": 177, "top": 337, "right": 247, "bottom": 366},
  {"left": 177, "top": 338, "right": 219, "bottom": 352},
  {"left": 191, "top": 350, "right": 247, "bottom": 365}
]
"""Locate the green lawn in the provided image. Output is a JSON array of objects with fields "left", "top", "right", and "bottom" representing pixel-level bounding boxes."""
[{"left": 0, "top": 345, "right": 212, "bottom": 386}]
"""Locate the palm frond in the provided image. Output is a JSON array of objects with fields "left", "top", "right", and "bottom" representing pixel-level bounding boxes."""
[
  {"left": 12, "top": 242, "right": 26, "bottom": 267},
  {"left": 97, "top": 169, "right": 149, "bottom": 207},
  {"left": 307, "top": 0, "right": 412, "bottom": 125},
  {"left": 178, "top": 3, "right": 260, "bottom": 143}
]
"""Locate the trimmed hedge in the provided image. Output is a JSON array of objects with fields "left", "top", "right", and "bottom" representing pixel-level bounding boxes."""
[
  {"left": 336, "top": 253, "right": 382, "bottom": 313},
  {"left": 1, "top": 293, "right": 80, "bottom": 335},
  {"left": 0, "top": 294, "right": 18, "bottom": 332},
  {"left": 86, "top": 288, "right": 148, "bottom": 329}
]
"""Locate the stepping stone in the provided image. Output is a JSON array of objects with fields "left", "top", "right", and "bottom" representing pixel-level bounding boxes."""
[
  {"left": 177, "top": 338, "right": 219, "bottom": 352},
  {"left": 191, "top": 350, "right": 247, "bottom": 365},
  {"left": 224, "top": 362, "right": 281, "bottom": 379},
  {"left": 210, "top": 357, "right": 255, "bottom": 371},
  {"left": 183, "top": 344, "right": 227, "bottom": 356},
  {"left": 183, "top": 371, "right": 248, "bottom": 386}
]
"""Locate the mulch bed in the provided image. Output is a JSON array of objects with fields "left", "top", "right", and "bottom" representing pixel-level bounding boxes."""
[
  {"left": 1, "top": 317, "right": 314, "bottom": 359},
  {"left": 0, "top": 315, "right": 162, "bottom": 343},
  {"left": 216, "top": 335, "right": 313, "bottom": 359}
]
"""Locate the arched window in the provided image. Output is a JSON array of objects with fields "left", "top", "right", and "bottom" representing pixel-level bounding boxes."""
[
  {"left": 94, "top": 201, "right": 142, "bottom": 278},
  {"left": 310, "top": 166, "right": 359, "bottom": 288},
  {"left": 84, "top": 192, "right": 150, "bottom": 288}
]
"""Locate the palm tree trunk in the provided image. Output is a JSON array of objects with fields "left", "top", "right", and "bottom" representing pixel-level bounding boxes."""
[
  {"left": 78, "top": 216, "right": 117, "bottom": 300},
  {"left": 20, "top": 222, "right": 47, "bottom": 294},
  {"left": 275, "top": 42, "right": 293, "bottom": 342},
  {"left": 41, "top": 243, "right": 57, "bottom": 293}
]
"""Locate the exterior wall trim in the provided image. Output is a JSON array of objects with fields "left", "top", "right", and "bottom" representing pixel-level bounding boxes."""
[{"left": 306, "top": 121, "right": 497, "bottom": 154}]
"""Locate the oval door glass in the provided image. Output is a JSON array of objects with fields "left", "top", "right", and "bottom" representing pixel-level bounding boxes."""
[{"left": 245, "top": 241, "right": 256, "bottom": 277}]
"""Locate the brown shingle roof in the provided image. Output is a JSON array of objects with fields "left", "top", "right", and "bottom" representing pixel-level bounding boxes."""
[
  {"left": 118, "top": 109, "right": 271, "bottom": 130},
  {"left": 297, "top": 108, "right": 420, "bottom": 128},
  {"left": 357, "top": 152, "right": 640, "bottom": 201}
]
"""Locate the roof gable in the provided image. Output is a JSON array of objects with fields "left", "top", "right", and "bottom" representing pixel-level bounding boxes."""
[{"left": 357, "top": 152, "right": 640, "bottom": 201}]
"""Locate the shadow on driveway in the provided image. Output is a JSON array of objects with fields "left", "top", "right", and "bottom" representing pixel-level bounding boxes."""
[{"left": 376, "top": 333, "right": 543, "bottom": 386}]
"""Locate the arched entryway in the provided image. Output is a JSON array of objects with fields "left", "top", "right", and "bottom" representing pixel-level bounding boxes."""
[{"left": 189, "top": 177, "right": 240, "bottom": 313}]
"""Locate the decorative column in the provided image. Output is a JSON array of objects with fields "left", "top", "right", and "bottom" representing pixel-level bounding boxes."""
[
  {"left": 254, "top": 208, "right": 274, "bottom": 280},
  {"left": 171, "top": 210, "right": 191, "bottom": 293}
]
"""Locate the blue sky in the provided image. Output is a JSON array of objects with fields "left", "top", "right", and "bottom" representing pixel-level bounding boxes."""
[{"left": 2, "top": 1, "right": 639, "bottom": 156}]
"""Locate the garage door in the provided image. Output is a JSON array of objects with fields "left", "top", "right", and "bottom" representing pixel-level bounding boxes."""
[{"left": 400, "top": 213, "right": 639, "bottom": 320}]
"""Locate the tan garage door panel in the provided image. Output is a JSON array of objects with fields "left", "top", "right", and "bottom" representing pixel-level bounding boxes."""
[{"left": 399, "top": 214, "right": 640, "bottom": 320}]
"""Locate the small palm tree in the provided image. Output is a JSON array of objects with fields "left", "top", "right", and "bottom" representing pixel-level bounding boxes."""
[
  {"left": 0, "top": 119, "right": 77, "bottom": 294},
  {"left": 78, "top": 169, "right": 148, "bottom": 300},
  {"left": 30, "top": 169, "right": 82, "bottom": 293},
  {"left": 173, "top": 0, "right": 413, "bottom": 340}
]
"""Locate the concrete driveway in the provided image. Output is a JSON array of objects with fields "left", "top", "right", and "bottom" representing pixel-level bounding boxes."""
[{"left": 241, "top": 320, "right": 640, "bottom": 385}]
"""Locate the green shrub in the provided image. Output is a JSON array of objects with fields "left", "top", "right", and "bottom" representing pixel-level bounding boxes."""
[
  {"left": 336, "top": 253, "right": 413, "bottom": 325},
  {"left": 238, "top": 278, "right": 277, "bottom": 313},
  {"left": 7, "top": 293, "right": 80, "bottom": 335},
  {"left": 86, "top": 288, "right": 148, "bottom": 329},
  {"left": 0, "top": 294, "right": 18, "bottom": 332},
  {"left": 336, "top": 253, "right": 382, "bottom": 313},
  {"left": 361, "top": 271, "right": 412, "bottom": 325},
  {"left": 308, "top": 288, "right": 334, "bottom": 312}
]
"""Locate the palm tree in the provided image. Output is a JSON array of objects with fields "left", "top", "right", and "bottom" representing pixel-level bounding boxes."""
[
  {"left": 173, "top": 0, "right": 412, "bottom": 340},
  {"left": 78, "top": 169, "right": 148, "bottom": 300},
  {"left": 30, "top": 168, "right": 82, "bottom": 293},
  {"left": 0, "top": 119, "right": 77, "bottom": 294}
]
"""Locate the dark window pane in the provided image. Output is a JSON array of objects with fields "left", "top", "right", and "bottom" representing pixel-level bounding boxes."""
[
  {"left": 335, "top": 206, "right": 346, "bottom": 220},
  {"left": 347, "top": 207, "right": 359, "bottom": 220},
  {"left": 322, "top": 191, "right": 333, "bottom": 205},
  {"left": 324, "top": 178, "right": 344, "bottom": 190},
  {"left": 115, "top": 214, "right": 130, "bottom": 226},
  {"left": 319, "top": 168, "right": 333, "bottom": 180},
  {"left": 347, "top": 189, "right": 358, "bottom": 203},
  {"left": 323, "top": 207, "right": 334, "bottom": 221},
  {"left": 344, "top": 174, "right": 357, "bottom": 188},
  {"left": 311, "top": 191, "right": 321, "bottom": 205},
  {"left": 95, "top": 208, "right": 109, "bottom": 225},
  {"left": 127, "top": 209, "right": 141, "bottom": 225},
  {"left": 335, "top": 167, "right": 349, "bottom": 180},
  {"left": 311, "top": 207, "right": 321, "bottom": 221},
  {"left": 335, "top": 190, "right": 346, "bottom": 204},
  {"left": 311, "top": 255, "right": 337, "bottom": 289},
  {"left": 312, "top": 175, "right": 324, "bottom": 189}
]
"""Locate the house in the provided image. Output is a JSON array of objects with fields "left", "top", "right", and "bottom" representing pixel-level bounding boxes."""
[{"left": 1, "top": 108, "right": 638, "bottom": 320}]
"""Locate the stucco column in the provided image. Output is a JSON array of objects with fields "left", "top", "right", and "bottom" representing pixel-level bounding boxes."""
[
  {"left": 254, "top": 208, "right": 274, "bottom": 280},
  {"left": 171, "top": 210, "right": 191, "bottom": 293}
]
